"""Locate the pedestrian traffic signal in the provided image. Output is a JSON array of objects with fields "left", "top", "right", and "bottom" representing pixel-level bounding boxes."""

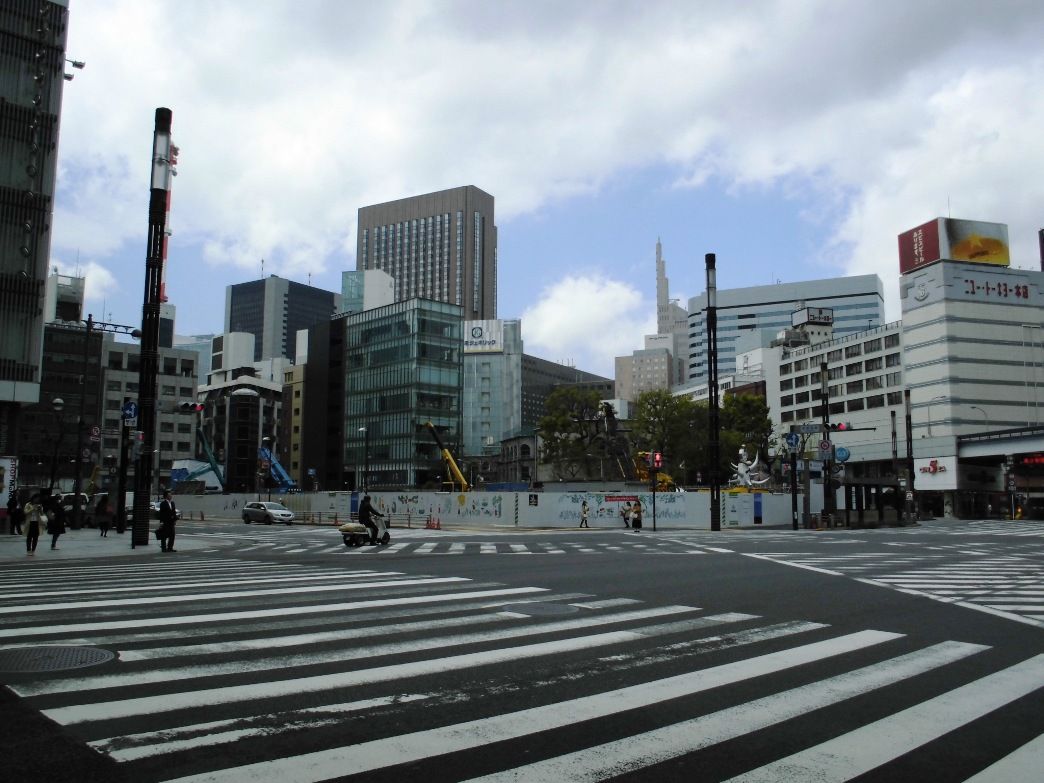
[
  {"left": 131, "top": 430, "right": 144, "bottom": 459},
  {"left": 178, "top": 402, "right": 204, "bottom": 413},
  {"left": 827, "top": 422, "right": 852, "bottom": 432},
  {"left": 653, "top": 452, "right": 663, "bottom": 469}
]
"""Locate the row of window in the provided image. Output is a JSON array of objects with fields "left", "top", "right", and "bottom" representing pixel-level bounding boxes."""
[
  {"left": 779, "top": 390, "right": 905, "bottom": 422},
  {"left": 780, "top": 333, "right": 900, "bottom": 376}
]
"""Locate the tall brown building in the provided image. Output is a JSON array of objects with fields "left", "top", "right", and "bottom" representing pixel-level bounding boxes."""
[{"left": 356, "top": 186, "right": 497, "bottom": 320}]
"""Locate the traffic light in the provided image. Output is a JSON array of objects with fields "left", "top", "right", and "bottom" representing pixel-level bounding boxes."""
[
  {"left": 653, "top": 452, "right": 663, "bottom": 469},
  {"left": 178, "top": 402, "right": 204, "bottom": 413},
  {"left": 827, "top": 422, "right": 852, "bottom": 432}
]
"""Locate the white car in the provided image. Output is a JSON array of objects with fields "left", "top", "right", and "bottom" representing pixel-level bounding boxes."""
[{"left": 242, "top": 501, "right": 294, "bottom": 525}]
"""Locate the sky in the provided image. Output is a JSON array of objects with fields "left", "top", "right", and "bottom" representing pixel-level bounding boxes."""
[{"left": 52, "top": 0, "right": 1044, "bottom": 378}]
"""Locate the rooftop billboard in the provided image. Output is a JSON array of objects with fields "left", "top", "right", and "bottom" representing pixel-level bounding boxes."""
[{"left": 898, "top": 218, "right": 1010, "bottom": 274}]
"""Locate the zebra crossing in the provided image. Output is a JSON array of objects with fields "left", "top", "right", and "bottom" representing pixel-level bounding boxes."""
[
  {"left": 1, "top": 557, "right": 1042, "bottom": 781},
  {"left": 747, "top": 549, "right": 1044, "bottom": 627},
  {"left": 188, "top": 528, "right": 720, "bottom": 556}
]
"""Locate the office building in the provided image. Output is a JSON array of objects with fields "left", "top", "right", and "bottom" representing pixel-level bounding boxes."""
[
  {"left": 0, "top": 0, "right": 71, "bottom": 454},
  {"left": 357, "top": 186, "right": 497, "bottom": 319},
  {"left": 44, "top": 272, "right": 84, "bottom": 323},
  {"left": 655, "top": 238, "right": 689, "bottom": 385},
  {"left": 521, "top": 355, "right": 612, "bottom": 427},
  {"left": 225, "top": 275, "right": 337, "bottom": 363},
  {"left": 339, "top": 269, "right": 395, "bottom": 315},
  {"left": 687, "top": 274, "right": 885, "bottom": 387},
  {"left": 462, "top": 320, "right": 523, "bottom": 468}
]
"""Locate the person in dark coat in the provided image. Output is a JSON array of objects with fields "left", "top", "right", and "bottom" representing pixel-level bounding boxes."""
[
  {"left": 158, "top": 490, "right": 178, "bottom": 552},
  {"left": 47, "top": 496, "right": 66, "bottom": 549},
  {"left": 358, "top": 495, "right": 385, "bottom": 545},
  {"left": 7, "top": 492, "right": 23, "bottom": 535},
  {"left": 95, "top": 495, "right": 111, "bottom": 537}
]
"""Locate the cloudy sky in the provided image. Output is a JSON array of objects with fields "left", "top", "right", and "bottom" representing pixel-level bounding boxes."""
[{"left": 53, "top": 0, "right": 1044, "bottom": 377}]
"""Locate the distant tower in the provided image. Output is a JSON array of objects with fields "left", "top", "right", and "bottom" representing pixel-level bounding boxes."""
[{"left": 654, "top": 239, "right": 690, "bottom": 385}]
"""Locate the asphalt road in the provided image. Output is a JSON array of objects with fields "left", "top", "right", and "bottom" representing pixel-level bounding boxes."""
[{"left": 1, "top": 518, "right": 1042, "bottom": 781}]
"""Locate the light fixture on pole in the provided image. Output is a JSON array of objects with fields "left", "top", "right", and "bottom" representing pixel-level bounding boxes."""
[
  {"left": 706, "top": 253, "right": 721, "bottom": 532},
  {"left": 47, "top": 397, "right": 65, "bottom": 494},
  {"left": 970, "top": 405, "right": 989, "bottom": 426},
  {"left": 926, "top": 395, "right": 947, "bottom": 438},
  {"left": 358, "top": 426, "right": 369, "bottom": 492}
]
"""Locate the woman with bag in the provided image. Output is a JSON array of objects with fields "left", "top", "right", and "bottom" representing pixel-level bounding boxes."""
[{"left": 23, "top": 493, "right": 45, "bottom": 555}]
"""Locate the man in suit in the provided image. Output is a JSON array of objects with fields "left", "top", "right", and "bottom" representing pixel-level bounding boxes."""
[{"left": 159, "top": 490, "right": 178, "bottom": 552}]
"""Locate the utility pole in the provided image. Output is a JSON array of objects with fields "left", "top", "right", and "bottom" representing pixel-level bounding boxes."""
[
  {"left": 70, "top": 314, "right": 93, "bottom": 528},
  {"left": 706, "top": 253, "right": 720, "bottom": 532},
  {"left": 132, "top": 107, "right": 176, "bottom": 548}
]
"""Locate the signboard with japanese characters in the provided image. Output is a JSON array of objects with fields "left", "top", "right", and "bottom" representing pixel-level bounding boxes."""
[{"left": 915, "top": 455, "right": 957, "bottom": 490}]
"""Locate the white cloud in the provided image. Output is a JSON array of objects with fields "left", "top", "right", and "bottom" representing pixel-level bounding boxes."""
[
  {"left": 521, "top": 274, "right": 656, "bottom": 377},
  {"left": 53, "top": 1, "right": 1044, "bottom": 358}
]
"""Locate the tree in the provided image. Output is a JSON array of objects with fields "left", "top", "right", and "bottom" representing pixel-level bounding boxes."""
[
  {"left": 719, "top": 393, "right": 775, "bottom": 477},
  {"left": 632, "top": 390, "right": 702, "bottom": 481},
  {"left": 536, "top": 387, "right": 604, "bottom": 480}
]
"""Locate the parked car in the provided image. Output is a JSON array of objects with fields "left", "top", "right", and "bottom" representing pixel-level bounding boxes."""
[{"left": 242, "top": 501, "right": 295, "bottom": 525}]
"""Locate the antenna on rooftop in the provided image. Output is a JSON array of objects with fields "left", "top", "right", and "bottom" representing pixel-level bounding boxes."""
[{"left": 260, "top": 258, "right": 264, "bottom": 279}]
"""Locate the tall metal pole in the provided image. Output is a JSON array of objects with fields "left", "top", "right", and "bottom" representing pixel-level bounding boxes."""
[
  {"left": 71, "top": 314, "right": 93, "bottom": 529},
  {"left": 820, "top": 361, "right": 834, "bottom": 520},
  {"left": 132, "top": 108, "right": 175, "bottom": 548},
  {"left": 706, "top": 253, "right": 720, "bottom": 532},
  {"left": 364, "top": 426, "right": 370, "bottom": 492},
  {"left": 904, "top": 389, "right": 915, "bottom": 525}
]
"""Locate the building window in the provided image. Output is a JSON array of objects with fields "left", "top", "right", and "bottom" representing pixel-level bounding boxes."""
[
  {"left": 829, "top": 401, "right": 845, "bottom": 415},
  {"left": 780, "top": 411, "right": 794, "bottom": 423},
  {"left": 828, "top": 366, "right": 844, "bottom": 380},
  {"left": 780, "top": 379, "right": 793, "bottom": 391},
  {"left": 161, "top": 385, "right": 176, "bottom": 396},
  {"left": 866, "top": 395, "right": 885, "bottom": 409},
  {"left": 864, "top": 357, "right": 883, "bottom": 371},
  {"left": 847, "top": 398, "right": 865, "bottom": 412},
  {"left": 846, "top": 380, "right": 864, "bottom": 394},
  {"left": 826, "top": 349, "right": 842, "bottom": 362},
  {"left": 863, "top": 338, "right": 881, "bottom": 353},
  {"left": 884, "top": 333, "right": 900, "bottom": 348},
  {"left": 845, "top": 362, "right": 862, "bottom": 377},
  {"left": 793, "top": 359, "right": 808, "bottom": 371},
  {"left": 844, "top": 344, "right": 861, "bottom": 358},
  {"left": 865, "top": 375, "right": 883, "bottom": 390},
  {"left": 885, "top": 353, "right": 901, "bottom": 367},
  {"left": 160, "top": 422, "right": 174, "bottom": 432},
  {"left": 886, "top": 372, "right": 902, "bottom": 387},
  {"left": 794, "top": 375, "right": 808, "bottom": 388},
  {"left": 779, "top": 363, "right": 792, "bottom": 375},
  {"left": 795, "top": 391, "right": 810, "bottom": 404},
  {"left": 107, "top": 380, "right": 122, "bottom": 392},
  {"left": 887, "top": 391, "right": 904, "bottom": 405}
]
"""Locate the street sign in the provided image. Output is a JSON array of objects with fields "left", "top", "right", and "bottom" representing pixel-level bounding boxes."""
[
  {"left": 81, "top": 447, "right": 92, "bottom": 460},
  {"left": 784, "top": 433, "right": 800, "bottom": 449},
  {"left": 835, "top": 446, "right": 850, "bottom": 463},
  {"left": 818, "top": 439, "right": 831, "bottom": 452},
  {"left": 790, "top": 423, "right": 826, "bottom": 434},
  {"left": 89, "top": 424, "right": 101, "bottom": 442},
  {"left": 906, "top": 491, "right": 914, "bottom": 502},
  {"left": 122, "top": 401, "right": 139, "bottom": 420}
]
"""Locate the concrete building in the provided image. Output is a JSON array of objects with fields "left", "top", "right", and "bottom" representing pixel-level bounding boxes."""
[
  {"left": 357, "top": 186, "right": 497, "bottom": 320},
  {"left": 225, "top": 275, "right": 337, "bottom": 363},
  {"left": 655, "top": 238, "right": 689, "bottom": 385},
  {"left": 0, "top": 0, "right": 72, "bottom": 455},
  {"left": 521, "top": 355, "right": 612, "bottom": 428},
  {"left": 101, "top": 340, "right": 200, "bottom": 494},
  {"left": 173, "top": 333, "right": 218, "bottom": 382},
  {"left": 44, "top": 272, "right": 84, "bottom": 323},
  {"left": 687, "top": 274, "right": 885, "bottom": 387},
  {"left": 279, "top": 363, "right": 307, "bottom": 486},
  {"left": 339, "top": 269, "right": 395, "bottom": 315}
]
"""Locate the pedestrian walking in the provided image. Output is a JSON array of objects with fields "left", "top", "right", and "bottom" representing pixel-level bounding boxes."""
[
  {"left": 24, "top": 493, "right": 44, "bottom": 555},
  {"left": 95, "top": 495, "right": 111, "bottom": 537},
  {"left": 631, "top": 499, "right": 643, "bottom": 531},
  {"left": 47, "top": 496, "right": 66, "bottom": 549},
  {"left": 621, "top": 502, "right": 632, "bottom": 528},
  {"left": 579, "top": 500, "right": 590, "bottom": 528},
  {"left": 7, "top": 491, "right": 23, "bottom": 535},
  {"left": 158, "top": 490, "right": 178, "bottom": 552}
]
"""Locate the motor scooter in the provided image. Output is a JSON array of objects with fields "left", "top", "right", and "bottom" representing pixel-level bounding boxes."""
[{"left": 339, "top": 514, "right": 390, "bottom": 547}]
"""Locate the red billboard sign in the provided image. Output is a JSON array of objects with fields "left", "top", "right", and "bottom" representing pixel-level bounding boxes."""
[{"left": 899, "top": 218, "right": 1010, "bottom": 274}]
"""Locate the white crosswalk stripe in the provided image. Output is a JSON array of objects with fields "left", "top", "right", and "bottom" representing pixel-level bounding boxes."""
[
  {"left": 3, "top": 557, "right": 1040, "bottom": 782},
  {"left": 749, "top": 551, "right": 1044, "bottom": 628}
]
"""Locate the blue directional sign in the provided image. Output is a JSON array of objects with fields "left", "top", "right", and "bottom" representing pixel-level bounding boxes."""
[
  {"left": 121, "top": 401, "right": 139, "bottom": 420},
  {"left": 835, "top": 446, "right": 851, "bottom": 463},
  {"left": 784, "top": 433, "right": 800, "bottom": 450}
]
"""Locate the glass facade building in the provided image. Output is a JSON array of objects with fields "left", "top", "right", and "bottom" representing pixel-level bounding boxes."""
[{"left": 342, "top": 299, "right": 463, "bottom": 489}]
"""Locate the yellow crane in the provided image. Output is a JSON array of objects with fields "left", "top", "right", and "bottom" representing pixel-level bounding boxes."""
[{"left": 425, "top": 421, "right": 470, "bottom": 492}]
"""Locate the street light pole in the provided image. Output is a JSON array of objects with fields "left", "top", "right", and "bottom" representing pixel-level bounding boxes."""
[
  {"left": 706, "top": 253, "right": 721, "bottom": 532},
  {"left": 47, "top": 398, "right": 65, "bottom": 494},
  {"left": 358, "top": 426, "right": 369, "bottom": 492},
  {"left": 71, "top": 313, "right": 93, "bottom": 529}
]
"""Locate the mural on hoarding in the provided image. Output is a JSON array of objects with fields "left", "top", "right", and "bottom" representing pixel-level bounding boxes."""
[
  {"left": 552, "top": 491, "right": 690, "bottom": 523},
  {"left": 0, "top": 456, "right": 17, "bottom": 511}
]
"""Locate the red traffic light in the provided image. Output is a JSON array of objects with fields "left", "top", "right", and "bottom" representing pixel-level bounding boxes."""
[
  {"left": 179, "top": 402, "right": 204, "bottom": 412},
  {"left": 829, "top": 422, "right": 851, "bottom": 432},
  {"left": 653, "top": 452, "right": 663, "bottom": 468}
]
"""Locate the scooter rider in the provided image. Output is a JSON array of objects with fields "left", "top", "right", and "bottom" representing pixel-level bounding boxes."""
[{"left": 358, "top": 495, "right": 386, "bottom": 545}]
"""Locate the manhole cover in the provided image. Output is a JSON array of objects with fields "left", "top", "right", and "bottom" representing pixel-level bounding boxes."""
[
  {"left": 0, "top": 646, "right": 115, "bottom": 673},
  {"left": 500, "top": 603, "right": 579, "bottom": 617}
]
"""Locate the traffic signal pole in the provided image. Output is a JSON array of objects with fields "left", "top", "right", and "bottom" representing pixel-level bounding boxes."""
[{"left": 820, "top": 362, "right": 834, "bottom": 519}]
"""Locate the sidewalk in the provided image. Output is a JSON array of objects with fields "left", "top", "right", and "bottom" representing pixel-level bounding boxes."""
[{"left": 0, "top": 527, "right": 219, "bottom": 563}]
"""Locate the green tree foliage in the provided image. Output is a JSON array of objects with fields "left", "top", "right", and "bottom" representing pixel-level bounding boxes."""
[{"left": 536, "top": 386, "right": 604, "bottom": 480}]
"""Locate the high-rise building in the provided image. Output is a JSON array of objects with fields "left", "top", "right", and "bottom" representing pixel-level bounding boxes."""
[
  {"left": 521, "top": 355, "right": 612, "bottom": 428},
  {"left": 655, "top": 238, "right": 689, "bottom": 385},
  {"left": 356, "top": 186, "right": 497, "bottom": 320},
  {"left": 339, "top": 269, "right": 395, "bottom": 315},
  {"left": 225, "top": 275, "right": 337, "bottom": 364},
  {"left": 0, "top": 0, "right": 72, "bottom": 454},
  {"left": 687, "top": 274, "right": 885, "bottom": 387},
  {"left": 462, "top": 320, "right": 523, "bottom": 463}
]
